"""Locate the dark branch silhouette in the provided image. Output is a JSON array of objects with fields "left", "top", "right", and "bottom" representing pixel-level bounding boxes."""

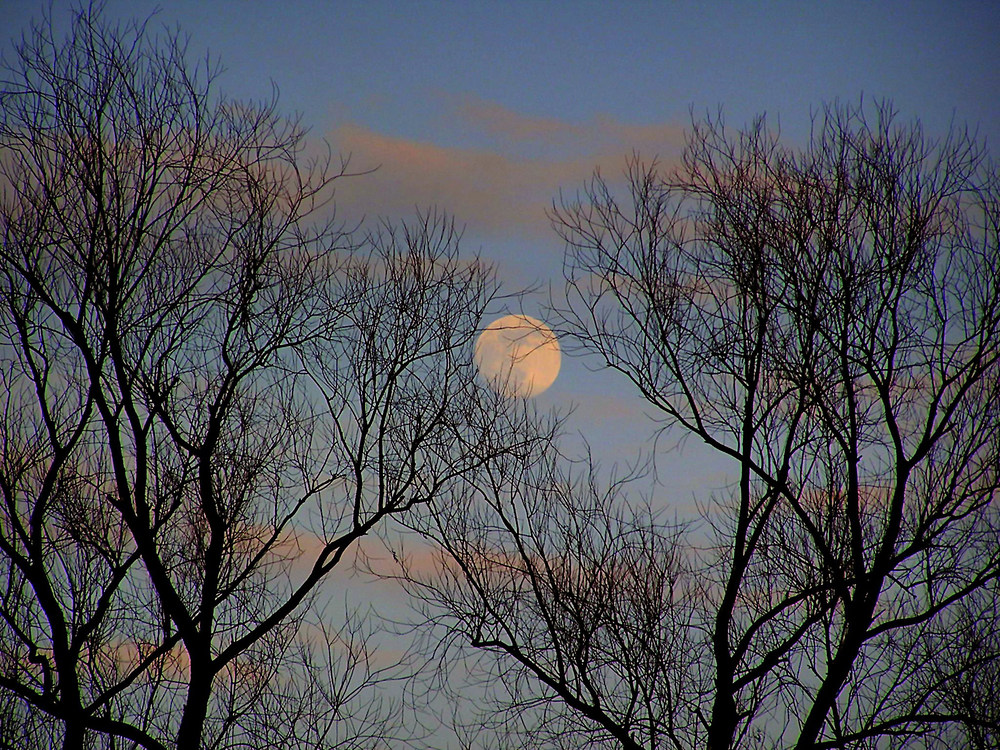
[
  {"left": 0, "top": 4, "right": 543, "bottom": 748},
  {"left": 403, "top": 102, "right": 1000, "bottom": 749}
]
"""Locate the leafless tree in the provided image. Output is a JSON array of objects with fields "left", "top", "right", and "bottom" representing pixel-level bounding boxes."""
[
  {"left": 0, "top": 4, "right": 538, "bottom": 749},
  {"left": 398, "top": 433, "right": 700, "bottom": 750},
  {"left": 404, "top": 102, "right": 1000, "bottom": 749}
]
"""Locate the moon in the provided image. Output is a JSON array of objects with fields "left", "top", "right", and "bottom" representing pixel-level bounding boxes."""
[{"left": 474, "top": 314, "right": 561, "bottom": 398}]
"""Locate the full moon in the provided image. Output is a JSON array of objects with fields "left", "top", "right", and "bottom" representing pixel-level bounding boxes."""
[{"left": 474, "top": 315, "right": 561, "bottom": 398}]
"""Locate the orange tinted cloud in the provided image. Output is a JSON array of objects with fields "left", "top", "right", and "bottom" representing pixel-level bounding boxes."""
[
  {"left": 454, "top": 96, "right": 584, "bottom": 144},
  {"left": 265, "top": 525, "right": 445, "bottom": 587},
  {"left": 327, "top": 98, "right": 686, "bottom": 241},
  {"left": 453, "top": 94, "right": 687, "bottom": 156},
  {"left": 329, "top": 124, "right": 582, "bottom": 238}
]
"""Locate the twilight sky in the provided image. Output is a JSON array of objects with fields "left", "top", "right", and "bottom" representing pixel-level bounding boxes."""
[{"left": 3, "top": 0, "right": 999, "bottom": 495}]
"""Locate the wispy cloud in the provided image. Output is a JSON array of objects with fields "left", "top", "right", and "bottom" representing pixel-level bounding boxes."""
[
  {"left": 329, "top": 124, "right": 564, "bottom": 237},
  {"left": 327, "top": 97, "right": 686, "bottom": 241},
  {"left": 452, "top": 94, "right": 687, "bottom": 157},
  {"left": 453, "top": 96, "right": 585, "bottom": 145}
]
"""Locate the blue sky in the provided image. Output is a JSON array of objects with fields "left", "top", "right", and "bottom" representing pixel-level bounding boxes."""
[
  {"left": 3, "top": 0, "right": 998, "bottom": 496},
  {"left": 81, "top": 1, "right": 1000, "bottom": 146}
]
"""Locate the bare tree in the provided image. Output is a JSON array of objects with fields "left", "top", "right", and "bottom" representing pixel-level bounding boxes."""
[
  {"left": 0, "top": 4, "right": 536, "bottom": 748},
  {"left": 398, "top": 430, "right": 700, "bottom": 750},
  {"left": 404, "top": 102, "right": 1000, "bottom": 749}
]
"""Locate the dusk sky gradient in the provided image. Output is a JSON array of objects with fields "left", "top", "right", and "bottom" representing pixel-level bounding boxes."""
[
  {"left": 3, "top": 0, "right": 998, "bottom": 503},
  {"left": 3, "top": 5, "right": 1000, "bottom": 745}
]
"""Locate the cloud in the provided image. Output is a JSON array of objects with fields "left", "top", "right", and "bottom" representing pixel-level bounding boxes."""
[
  {"left": 326, "top": 98, "right": 687, "bottom": 242},
  {"left": 453, "top": 96, "right": 585, "bottom": 145},
  {"left": 452, "top": 94, "right": 687, "bottom": 157},
  {"left": 264, "top": 525, "right": 445, "bottom": 588},
  {"left": 328, "top": 123, "right": 583, "bottom": 239}
]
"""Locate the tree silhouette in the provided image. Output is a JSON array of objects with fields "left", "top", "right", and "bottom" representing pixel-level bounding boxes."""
[
  {"left": 405, "top": 102, "right": 1000, "bottom": 749},
  {"left": 0, "top": 4, "right": 540, "bottom": 748}
]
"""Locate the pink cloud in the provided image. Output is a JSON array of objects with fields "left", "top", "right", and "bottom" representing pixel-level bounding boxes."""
[
  {"left": 326, "top": 98, "right": 687, "bottom": 242},
  {"left": 328, "top": 124, "right": 584, "bottom": 239},
  {"left": 452, "top": 94, "right": 687, "bottom": 156},
  {"left": 453, "top": 96, "right": 585, "bottom": 144}
]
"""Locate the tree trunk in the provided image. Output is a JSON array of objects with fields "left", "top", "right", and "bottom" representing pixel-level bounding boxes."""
[
  {"left": 176, "top": 657, "right": 214, "bottom": 749},
  {"left": 794, "top": 594, "right": 877, "bottom": 749},
  {"left": 61, "top": 715, "right": 85, "bottom": 750}
]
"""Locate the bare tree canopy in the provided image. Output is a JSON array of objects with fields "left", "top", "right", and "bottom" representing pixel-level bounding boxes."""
[
  {"left": 0, "top": 5, "right": 541, "bottom": 749},
  {"left": 405, "top": 102, "right": 1000, "bottom": 749}
]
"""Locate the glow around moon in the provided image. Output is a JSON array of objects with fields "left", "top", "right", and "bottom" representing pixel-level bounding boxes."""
[{"left": 474, "top": 314, "right": 561, "bottom": 398}]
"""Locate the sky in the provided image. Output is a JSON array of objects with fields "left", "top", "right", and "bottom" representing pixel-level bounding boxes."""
[
  {"left": 3, "top": 0, "right": 999, "bottom": 508},
  {"left": 2, "top": 0, "right": 998, "bottom": 508},
  {"left": 2, "top": 0, "right": 999, "bottom": 741}
]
